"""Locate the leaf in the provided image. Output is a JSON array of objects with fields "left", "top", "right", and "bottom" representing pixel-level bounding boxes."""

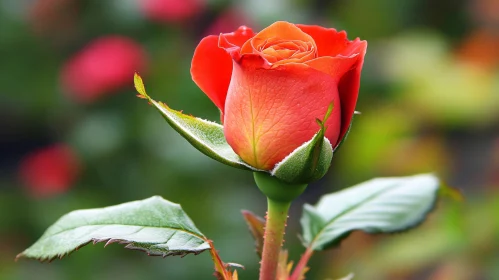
[
  {"left": 438, "top": 182, "right": 464, "bottom": 202},
  {"left": 17, "top": 196, "right": 210, "bottom": 261},
  {"left": 134, "top": 72, "right": 147, "bottom": 97},
  {"left": 336, "top": 273, "right": 355, "bottom": 280},
  {"left": 134, "top": 73, "right": 257, "bottom": 171},
  {"left": 226, "top": 263, "right": 245, "bottom": 270},
  {"left": 276, "top": 250, "right": 293, "bottom": 280},
  {"left": 271, "top": 103, "right": 334, "bottom": 184},
  {"left": 207, "top": 239, "right": 243, "bottom": 280},
  {"left": 301, "top": 174, "right": 440, "bottom": 251},
  {"left": 241, "top": 210, "right": 265, "bottom": 258}
]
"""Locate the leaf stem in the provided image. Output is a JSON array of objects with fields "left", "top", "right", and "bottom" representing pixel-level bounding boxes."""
[
  {"left": 259, "top": 198, "right": 291, "bottom": 280},
  {"left": 207, "top": 239, "right": 231, "bottom": 280},
  {"left": 289, "top": 247, "right": 314, "bottom": 280}
]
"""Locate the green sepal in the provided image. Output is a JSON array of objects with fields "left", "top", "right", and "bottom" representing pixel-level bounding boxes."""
[
  {"left": 134, "top": 73, "right": 257, "bottom": 171},
  {"left": 254, "top": 172, "right": 308, "bottom": 203},
  {"left": 271, "top": 103, "right": 334, "bottom": 184},
  {"left": 333, "top": 112, "right": 358, "bottom": 152},
  {"left": 301, "top": 174, "right": 440, "bottom": 251}
]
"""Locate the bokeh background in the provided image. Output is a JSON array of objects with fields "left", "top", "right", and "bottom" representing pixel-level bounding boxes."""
[{"left": 1, "top": 0, "right": 498, "bottom": 279}]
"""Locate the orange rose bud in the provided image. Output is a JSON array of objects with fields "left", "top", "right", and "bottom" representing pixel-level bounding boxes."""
[{"left": 191, "top": 21, "right": 366, "bottom": 170}]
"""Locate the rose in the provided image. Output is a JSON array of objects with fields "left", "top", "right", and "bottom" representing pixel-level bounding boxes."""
[
  {"left": 191, "top": 21, "right": 366, "bottom": 170},
  {"left": 19, "top": 144, "right": 80, "bottom": 198},
  {"left": 139, "top": 0, "right": 204, "bottom": 23},
  {"left": 203, "top": 8, "right": 253, "bottom": 37},
  {"left": 61, "top": 36, "right": 147, "bottom": 103}
]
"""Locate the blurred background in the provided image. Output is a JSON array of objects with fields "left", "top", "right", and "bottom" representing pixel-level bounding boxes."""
[{"left": 1, "top": 0, "right": 498, "bottom": 279}]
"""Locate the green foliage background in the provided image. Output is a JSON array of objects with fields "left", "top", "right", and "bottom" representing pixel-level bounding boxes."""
[{"left": 1, "top": 0, "right": 498, "bottom": 279}]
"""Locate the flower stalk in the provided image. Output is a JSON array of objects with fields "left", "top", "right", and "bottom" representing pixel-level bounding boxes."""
[
  {"left": 253, "top": 172, "right": 307, "bottom": 280},
  {"left": 259, "top": 198, "right": 291, "bottom": 280}
]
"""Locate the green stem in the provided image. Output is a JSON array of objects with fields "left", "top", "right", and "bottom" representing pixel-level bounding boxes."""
[
  {"left": 253, "top": 172, "right": 308, "bottom": 280},
  {"left": 259, "top": 198, "right": 291, "bottom": 280}
]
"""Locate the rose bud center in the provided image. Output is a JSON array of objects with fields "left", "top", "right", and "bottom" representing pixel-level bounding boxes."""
[{"left": 252, "top": 37, "right": 317, "bottom": 65}]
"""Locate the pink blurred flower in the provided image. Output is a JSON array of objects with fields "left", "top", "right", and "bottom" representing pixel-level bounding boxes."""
[
  {"left": 19, "top": 144, "right": 80, "bottom": 198},
  {"left": 139, "top": 0, "right": 204, "bottom": 23},
  {"left": 61, "top": 36, "right": 147, "bottom": 103},
  {"left": 204, "top": 8, "right": 254, "bottom": 37}
]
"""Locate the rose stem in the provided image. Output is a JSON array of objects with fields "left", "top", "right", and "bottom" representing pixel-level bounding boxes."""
[
  {"left": 289, "top": 247, "right": 314, "bottom": 280},
  {"left": 259, "top": 198, "right": 291, "bottom": 280}
]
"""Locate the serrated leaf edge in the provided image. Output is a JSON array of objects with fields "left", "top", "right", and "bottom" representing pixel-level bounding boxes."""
[
  {"left": 134, "top": 73, "right": 259, "bottom": 171},
  {"left": 17, "top": 236, "right": 209, "bottom": 263},
  {"left": 16, "top": 196, "right": 210, "bottom": 262}
]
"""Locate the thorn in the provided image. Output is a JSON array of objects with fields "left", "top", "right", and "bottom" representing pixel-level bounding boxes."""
[{"left": 104, "top": 239, "right": 119, "bottom": 247}]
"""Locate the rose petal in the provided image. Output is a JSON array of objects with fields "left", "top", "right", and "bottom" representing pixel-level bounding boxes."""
[
  {"left": 241, "top": 21, "right": 316, "bottom": 56},
  {"left": 296, "top": 24, "right": 357, "bottom": 57},
  {"left": 335, "top": 41, "right": 367, "bottom": 147},
  {"left": 191, "top": 26, "right": 254, "bottom": 113},
  {"left": 304, "top": 54, "right": 359, "bottom": 81},
  {"left": 224, "top": 58, "right": 341, "bottom": 170},
  {"left": 274, "top": 50, "right": 315, "bottom": 66},
  {"left": 297, "top": 24, "right": 367, "bottom": 148}
]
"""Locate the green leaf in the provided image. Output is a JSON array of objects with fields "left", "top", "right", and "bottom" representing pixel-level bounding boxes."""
[
  {"left": 241, "top": 210, "right": 265, "bottom": 258},
  {"left": 276, "top": 250, "right": 292, "bottom": 280},
  {"left": 17, "top": 196, "right": 210, "bottom": 261},
  {"left": 438, "top": 181, "right": 464, "bottom": 202},
  {"left": 271, "top": 103, "right": 334, "bottom": 184},
  {"left": 336, "top": 273, "right": 355, "bottom": 280},
  {"left": 134, "top": 73, "right": 256, "bottom": 171},
  {"left": 301, "top": 174, "right": 440, "bottom": 251},
  {"left": 134, "top": 72, "right": 147, "bottom": 97}
]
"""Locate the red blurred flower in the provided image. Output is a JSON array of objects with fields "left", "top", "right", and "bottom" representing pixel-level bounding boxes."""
[
  {"left": 191, "top": 21, "right": 367, "bottom": 170},
  {"left": 61, "top": 36, "right": 147, "bottom": 103},
  {"left": 19, "top": 144, "right": 80, "bottom": 198},
  {"left": 139, "top": 0, "right": 204, "bottom": 23},
  {"left": 458, "top": 29, "right": 499, "bottom": 71}
]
